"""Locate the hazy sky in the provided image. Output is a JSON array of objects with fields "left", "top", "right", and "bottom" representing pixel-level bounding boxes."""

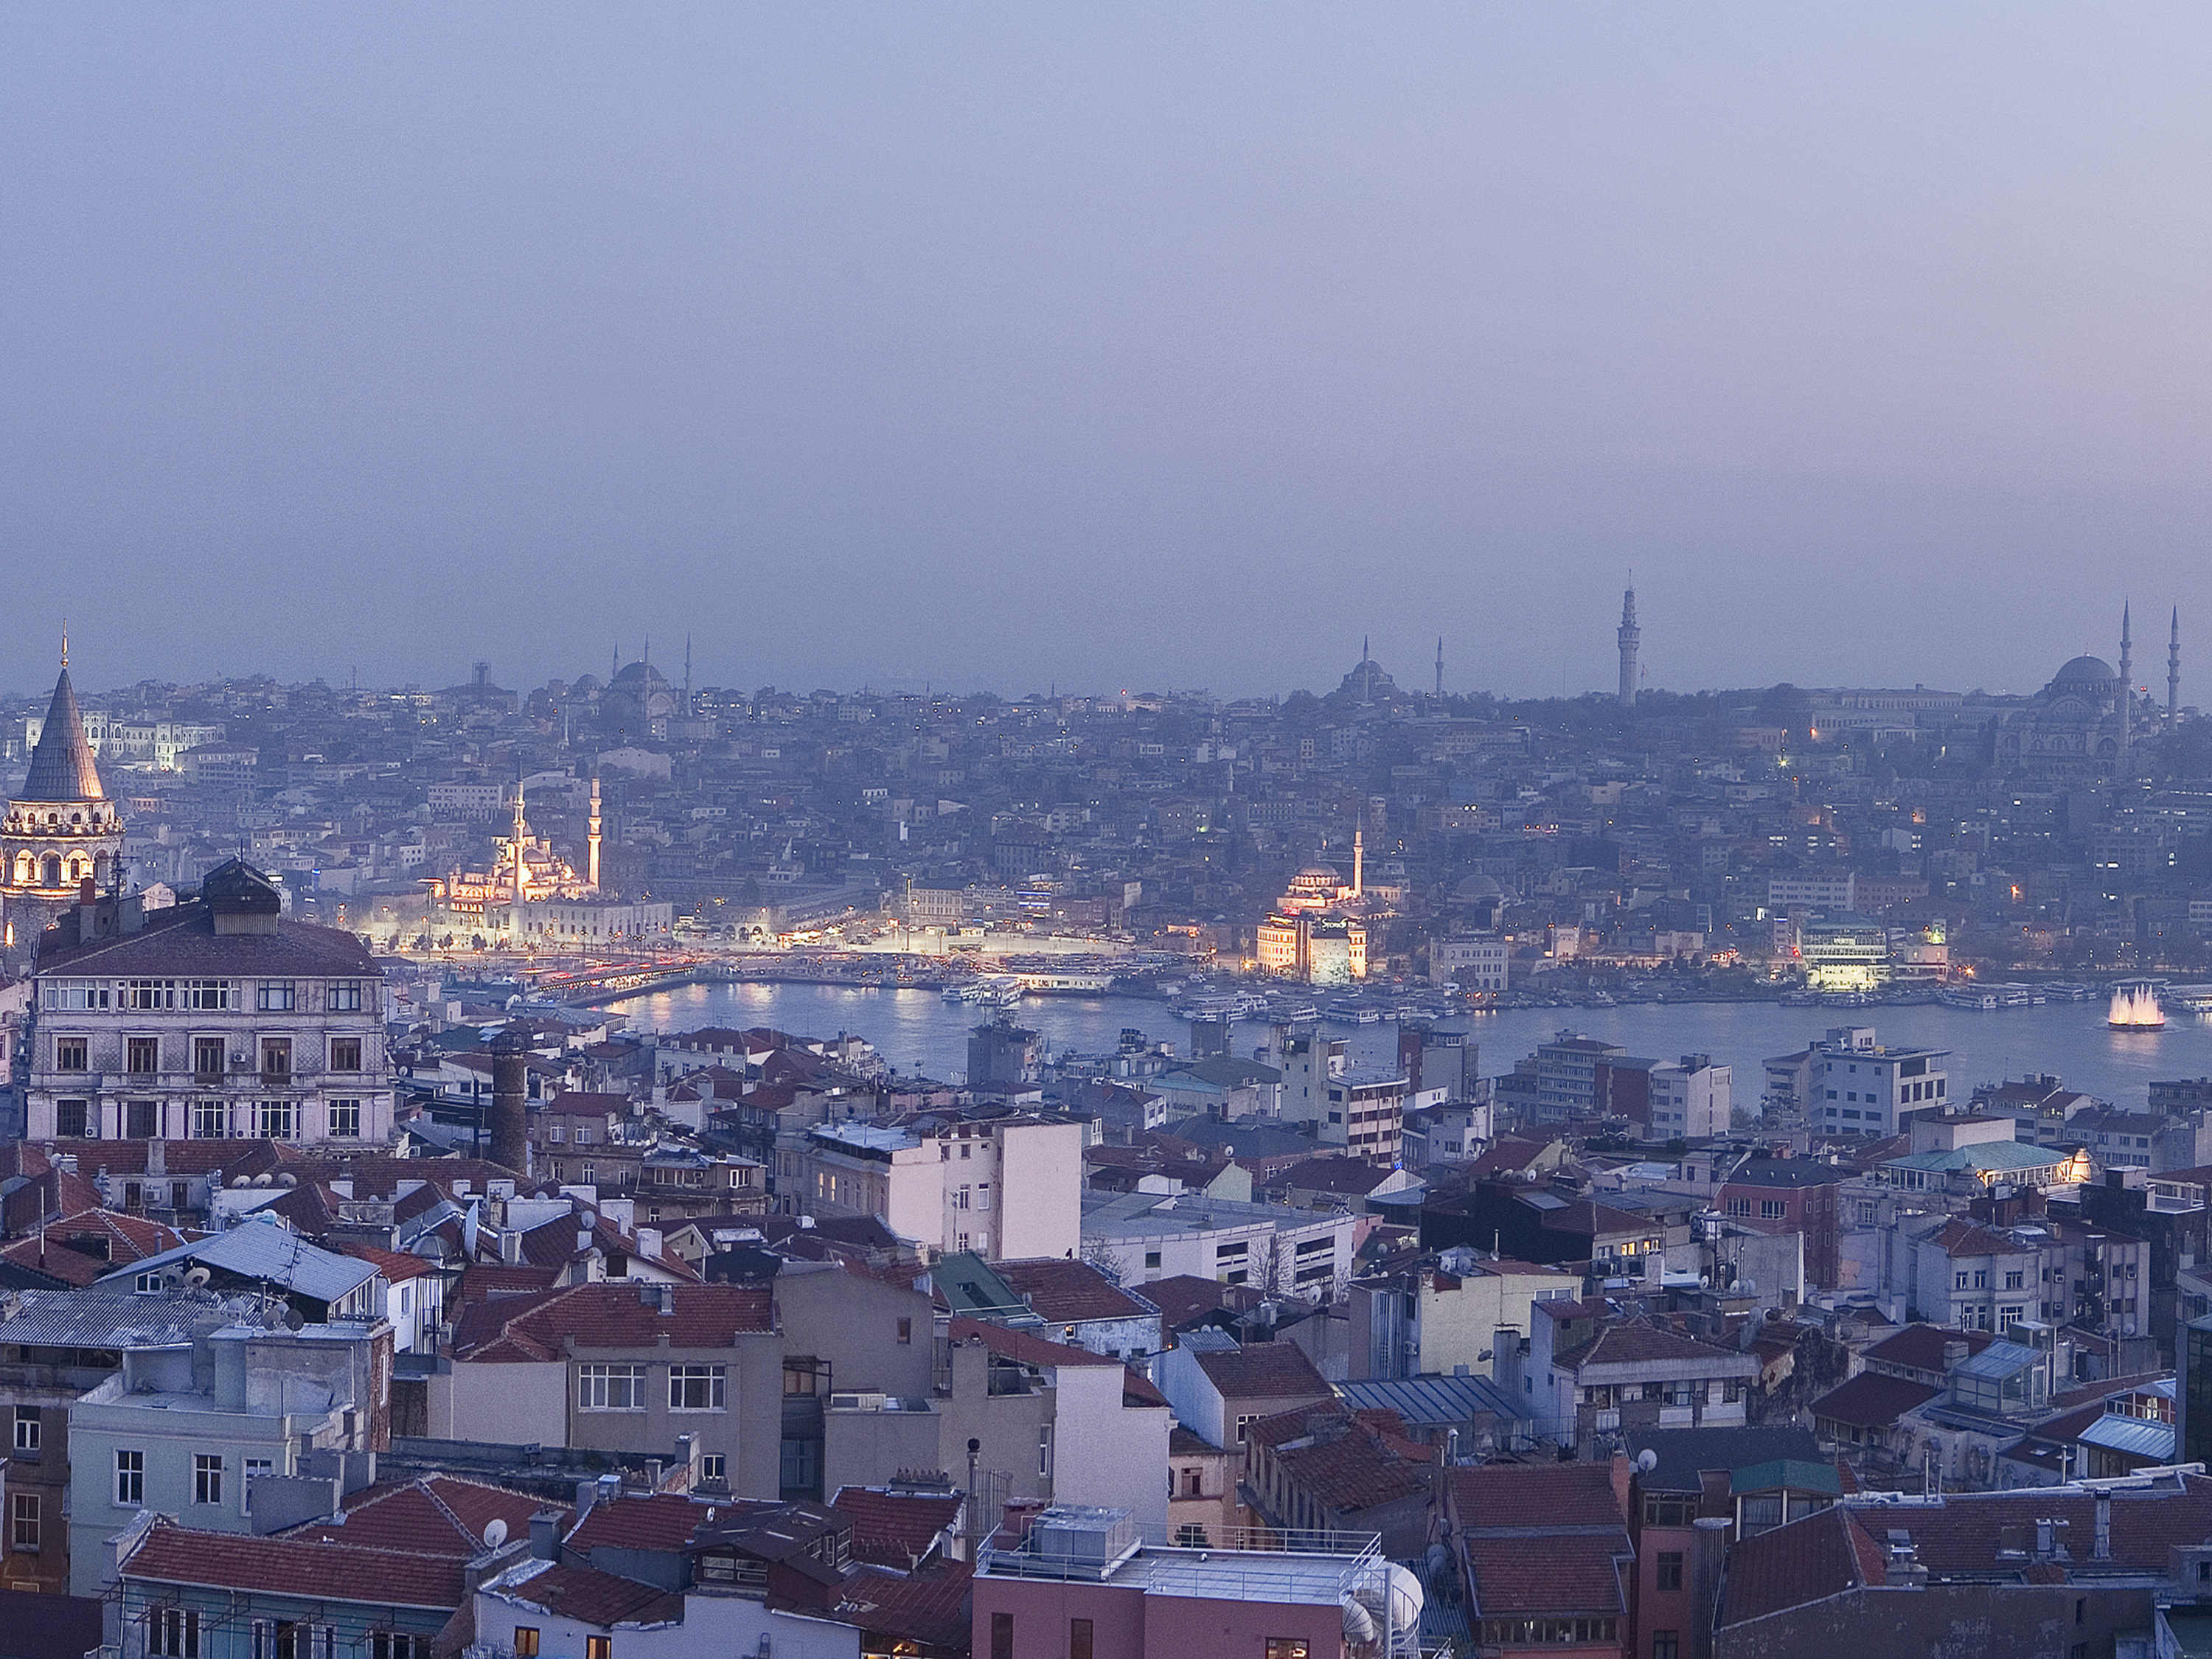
[{"left": 6, "top": 5, "right": 2212, "bottom": 700}]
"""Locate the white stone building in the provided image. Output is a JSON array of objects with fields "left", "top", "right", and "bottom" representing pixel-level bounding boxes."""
[{"left": 25, "top": 860, "right": 392, "bottom": 1144}]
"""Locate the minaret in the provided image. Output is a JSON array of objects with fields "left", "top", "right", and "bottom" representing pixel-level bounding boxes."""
[
  {"left": 2120, "top": 602, "right": 2134, "bottom": 759},
  {"left": 1361, "top": 635, "right": 1373, "bottom": 706},
  {"left": 2170, "top": 607, "right": 2183, "bottom": 727},
  {"left": 510, "top": 779, "right": 529, "bottom": 904},
  {"left": 1435, "top": 636, "right": 1444, "bottom": 700},
  {"left": 1352, "top": 826, "right": 1364, "bottom": 898},
  {"left": 587, "top": 776, "right": 602, "bottom": 891},
  {"left": 1617, "top": 583, "right": 1641, "bottom": 708}
]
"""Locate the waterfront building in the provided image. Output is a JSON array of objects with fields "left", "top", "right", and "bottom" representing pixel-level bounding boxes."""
[{"left": 1809, "top": 1031, "right": 1947, "bottom": 1136}]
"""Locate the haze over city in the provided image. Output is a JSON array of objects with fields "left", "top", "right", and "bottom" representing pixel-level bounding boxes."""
[{"left": 8, "top": 4, "right": 2212, "bottom": 695}]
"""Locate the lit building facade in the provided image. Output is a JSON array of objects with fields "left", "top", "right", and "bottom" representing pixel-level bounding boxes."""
[{"left": 1, "top": 660, "right": 124, "bottom": 965}]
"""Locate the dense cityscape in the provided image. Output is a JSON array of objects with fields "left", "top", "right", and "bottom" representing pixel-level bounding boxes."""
[
  {"left": 12, "top": 7, "right": 2212, "bottom": 1659},
  {"left": 1, "top": 604, "right": 2211, "bottom": 1659}
]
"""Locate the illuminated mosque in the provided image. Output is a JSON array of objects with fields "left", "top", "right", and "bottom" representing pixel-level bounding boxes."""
[{"left": 1996, "top": 605, "right": 2181, "bottom": 776}]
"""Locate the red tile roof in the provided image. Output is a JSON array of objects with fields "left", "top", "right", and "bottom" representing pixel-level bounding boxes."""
[
  {"left": 122, "top": 1520, "right": 467, "bottom": 1610},
  {"left": 1249, "top": 1405, "right": 1429, "bottom": 1515},
  {"left": 1450, "top": 1461, "right": 1625, "bottom": 1531},
  {"left": 1553, "top": 1320, "right": 1754, "bottom": 1374},
  {"left": 337, "top": 1241, "right": 442, "bottom": 1284},
  {"left": 833, "top": 1559, "right": 973, "bottom": 1651},
  {"left": 830, "top": 1487, "right": 964, "bottom": 1568},
  {"left": 1463, "top": 1534, "right": 1629, "bottom": 1617},
  {"left": 1719, "top": 1504, "right": 1885, "bottom": 1625},
  {"left": 1809, "top": 1372, "right": 1941, "bottom": 1429},
  {"left": 1191, "top": 1340, "right": 1332, "bottom": 1402},
  {"left": 284, "top": 1477, "right": 558, "bottom": 1557},
  {"left": 486, "top": 1560, "right": 681, "bottom": 1627},
  {"left": 450, "top": 1281, "right": 772, "bottom": 1360},
  {"left": 1863, "top": 1323, "right": 1998, "bottom": 1373},
  {"left": 947, "top": 1317, "right": 1119, "bottom": 1369},
  {"left": 992, "top": 1258, "right": 1154, "bottom": 1324}
]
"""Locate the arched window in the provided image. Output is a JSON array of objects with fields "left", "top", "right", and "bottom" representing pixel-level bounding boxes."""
[{"left": 40, "top": 855, "right": 61, "bottom": 887}]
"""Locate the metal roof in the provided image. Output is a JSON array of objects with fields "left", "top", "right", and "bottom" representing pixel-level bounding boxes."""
[
  {"left": 1335, "top": 1373, "right": 1519, "bottom": 1427},
  {"left": 1953, "top": 1340, "right": 2042, "bottom": 1381},
  {"left": 20, "top": 668, "right": 103, "bottom": 801},
  {"left": 0, "top": 1287, "right": 279, "bottom": 1350},
  {"left": 2077, "top": 1414, "right": 2177, "bottom": 1461},
  {"left": 96, "top": 1220, "right": 379, "bottom": 1304}
]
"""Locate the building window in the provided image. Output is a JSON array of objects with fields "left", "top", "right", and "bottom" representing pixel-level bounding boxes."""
[
  {"left": 127, "top": 1037, "right": 160, "bottom": 1075},
  {"left": 668, "top": 1365, "right": 726, "bottom": 1410},
  {"left": 577, "top": 1364, "right": 647, "bottom": 1411},
  {"left": 125, "top": 981, "right": 178, "bottom": 1011},
  {"left": 991, "top": 1613, "right": 1014, "bottom": 1659},
  {"left": 512, "top": 1631, "right": 539, "bottom": 1658},
  {"left": 257, "top": 983, "right": 296, "bottom": 1012},
  {"left": 184, "top": 980, "right": 232, "bottom": 1011},
  {"left": 1653, "top": 1634, "right": 1680, "bottom": 1659},
  {"left": 194, "top": 1037, "right": 227, "bottom": 1079},
  {"left": 116, "top": 1449, "right": 144, "bottom": 1506},
  {"left": 260, "top": 1039, "right": 291, "bottom": 1079},
  {"left": 13, "top": 1411, "right": 37, "bottom": 1455},
  {"left": 784, "top": 1360, "right": 821, "bottom": 1397},
  {"left": 329, "top": 1038, "right": 363, "bottom": 1072},
  {"left": 584, "top": 1638, "right": 611, "bottom": 1659},
  {"left": 370, "top": 1638, "right": 427, "bottom": 1659},
  {"left": 1760, "top": 1200, "right": 1786, "bottom": 1220},
  {"left": 127, "top": 1100, "right": 159, "bottom": 1138},
  {"left": 329, "top": 983, "right": 364, "bottom": 1012},
  {"left": 1656, "top": 1551, "right": 1684, "bottom": 1590},
  {"left": 1265, "top": 1644, "right": 1311, "bottom": 1659},
  {"left": 153, "top": 1608, "right": 200, "bottom": 1659},
  {"left": 56, "top": 1100, "right": 88, "bottom": 1138},
  {"left": 195, "top": 1455, "right": 224, "bottom": 1506},
  {"left": 1070, "top": 1618, "right": 1094, "bottom": 1659},
  {"left": 700, "top": 1455, "right": 726, "bottom": 1486},
  {"left": 1038, "top": 1424, "right": 1053, "bottom": 1480},
  {"left": 9, "top": 1492, "right": 37, "bottom": 1552},
  {"left": 191, "top": 1099, "right": 229, "bottom": 1138},
  {"left": 897, "top": 1317, "right": 913, "bottom": 1345},
  {"left": 257, "top": 1101, "right": 298, "bottom": 1138},
  {"left": 53, "top": 1037, "right": 88, "bottom": 1073},
  {"left": 1145, "top": 1251, "right": 1162, "bottom": 1270},
  {"left": 327, "top": 1099, "right": 361, "bottom": 1138}
]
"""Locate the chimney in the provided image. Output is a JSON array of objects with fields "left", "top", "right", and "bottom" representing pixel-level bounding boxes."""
[
  {"left": 489, "top": 1032, "right": 529, "bottom": 1176},
  {"left": 2093, "top": 1489, "right": 2112, "bottom": 1561},
  {"left": 1942, "top": 1340, "right": 1969, "bottom": 1373},
  {"left": 529, "top": 1510, "right": 561, "bottom": 1561}
]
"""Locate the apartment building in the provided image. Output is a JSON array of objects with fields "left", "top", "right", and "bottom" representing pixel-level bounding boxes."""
[
  {"left": 795, "top": 1113, "right": 1085, "bottom": 1260},
  {"left": 25, "top": 860, "right": 392, "bottom": 1144}
]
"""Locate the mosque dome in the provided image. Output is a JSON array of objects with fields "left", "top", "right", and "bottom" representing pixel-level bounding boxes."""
[
  {"left": 1453, "top": 874, "right": 1504, "bottom": 902},
  {"left": 1291, "top": 866, "right": 1343, "bottom": 891},
  {"left": 2055, "top": 655, "right": 2117, "bottom": 684},
  {"left": 609, "top": 661, "right": 671, "bottom": 693}
]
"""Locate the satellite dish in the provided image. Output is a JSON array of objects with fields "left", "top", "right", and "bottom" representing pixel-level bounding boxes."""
[
  {"left": 1635, "top": 1449, "right": 1659, "bottom": 1474},
  {"left": 481, "top": 1519, "right": 509, "bottom": 1548},
  {"left": 279, "top": 1173, "right": 297, "bottom": 1188},
  {"left": 184, "top": 1267, "right": 212, "bottom": 1289},
  {"left": 251, "top": 1173, "right": 274, "bottom": 1188}
]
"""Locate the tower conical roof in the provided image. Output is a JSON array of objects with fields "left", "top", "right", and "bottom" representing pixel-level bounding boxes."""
[{"left": 19, "top": 668, "right": 104, "bottom": 802}]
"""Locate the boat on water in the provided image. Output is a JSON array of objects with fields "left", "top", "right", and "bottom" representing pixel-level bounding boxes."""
[{"left": 2110, "top": 979, "right": 2166, "bottom": 1031}]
